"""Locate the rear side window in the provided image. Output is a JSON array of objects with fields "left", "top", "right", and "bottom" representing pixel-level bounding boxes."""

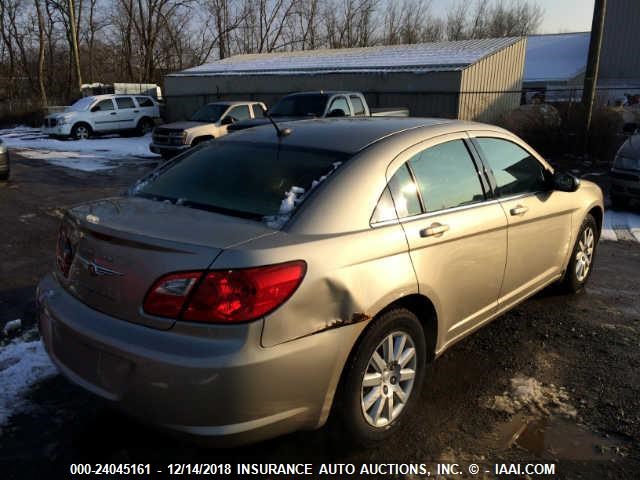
[
  {"left": 133, "top": 142, "right": 348, "bottom": 221},
  {"left": 115, "top": 97, "right": 135, "bottom": 109},
  {"left": 372, "top": 164, "right": 422, "bottom": 223},
  {"left": 350, "top": 96, "right": 366, "bottom": 116},
  {"left": 475, "top": 138, "right": 547, "bottom": 197},
  {"left": 252, "top": 104, "right": 265, "bottom": 118},
  {"left": 136, "top": 97, "right": 154, "bottom": 107},
  {"left": 409, "top": 140, "right": 485, "bottom": 213}
]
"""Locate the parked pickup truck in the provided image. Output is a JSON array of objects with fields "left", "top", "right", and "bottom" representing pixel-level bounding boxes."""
[
  {"left": 150, "top": 101, "right": 266, "bottom": 159},
  {"left": 227, "top": 91, "right": 409, "bottom": 133}
]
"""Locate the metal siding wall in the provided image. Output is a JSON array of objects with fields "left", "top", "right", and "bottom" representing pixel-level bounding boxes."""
[
  {"left": 163, "top": 71, "right": 463, "bottom": 121},
  {"left": 458, "top": 38, "right": 526, "bottom": 122},
  {"left": 599, "top": 0, "right": 640, "bottom": 80}
]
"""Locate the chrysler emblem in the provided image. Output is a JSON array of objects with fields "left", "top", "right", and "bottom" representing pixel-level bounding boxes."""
[{"left": 77, "top": 255, "right": 123, "bottom": 277}]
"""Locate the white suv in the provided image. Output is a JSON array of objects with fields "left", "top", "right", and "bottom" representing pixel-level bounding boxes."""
[{"left": 42, "top": 94, "right": 161, "bottom": 140}]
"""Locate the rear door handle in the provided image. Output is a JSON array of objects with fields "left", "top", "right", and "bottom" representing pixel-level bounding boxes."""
[
  {"left": 420, "top": 223, "right": 450, "bottom": 238},
  {"left": 510, "top": 205, "right": 529, "bottom": 216},
  {"left": 110, "top": 112, "right": 117, "bottom": 115},
  {"left": 134, "top": 109, "right": 139, "bottom": 113}
]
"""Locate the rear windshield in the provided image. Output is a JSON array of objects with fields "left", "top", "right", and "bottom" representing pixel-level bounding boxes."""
[
  {"left": 132, "top": 141, "right": 348, "bottom": 226},
  {"left": 190, "top": 104, "right": 227, "bottom": 122},
  {"left": 270, "top": 94, "right": 328, "bottom": 117}
]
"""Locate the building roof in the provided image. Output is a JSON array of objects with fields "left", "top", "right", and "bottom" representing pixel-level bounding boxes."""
[
  {"left": 169, "top": 38, "right": 522, "bottom": 77},
  {"left": 524, "top": 32, "right": 590, "bottom": 83}
]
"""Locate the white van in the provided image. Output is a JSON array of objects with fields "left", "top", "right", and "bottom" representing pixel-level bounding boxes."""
[{"left": 42, "top": 94, "right": 161, "bottom": 140}]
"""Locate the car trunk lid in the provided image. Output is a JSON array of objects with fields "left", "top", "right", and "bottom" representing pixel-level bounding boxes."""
[{"left": 56, "top": 196, "right": 276, "bottom": 329}]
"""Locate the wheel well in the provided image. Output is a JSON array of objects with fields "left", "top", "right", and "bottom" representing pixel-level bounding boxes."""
[
  {"left": 588, "top": 206, "right": 603, "bottom": 238},
  {"left": 380, "top": 294, "right": 438, "bottom": 360},
  {"left": 138, "top": 116, "right": 152, "bottom": 125},
  {"left": 73, "top": 121, "right": 91, "bottom": 131}
]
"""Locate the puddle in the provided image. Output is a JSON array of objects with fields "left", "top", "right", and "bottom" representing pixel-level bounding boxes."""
[{"left": 488, "top": 414, "right": 626, "bottom": 460}]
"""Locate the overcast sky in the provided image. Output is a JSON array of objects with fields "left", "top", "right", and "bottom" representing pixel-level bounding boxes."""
[{"left": 430, "top": 0, "right": 596, "bottom": 34}]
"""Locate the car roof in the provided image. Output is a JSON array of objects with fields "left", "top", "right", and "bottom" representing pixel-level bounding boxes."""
[
  {"left": 221, "top": 117, "right": 483, "bottom": 154},
  {"left": 284, "top": 91, "right": 355, "bottom": 97},
  {"left": 206, "top": 101, "right": 261, "bottom": 106}
]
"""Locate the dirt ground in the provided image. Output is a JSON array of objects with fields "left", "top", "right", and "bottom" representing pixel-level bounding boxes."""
[{"left": 1, "top": 152, "right": 639, "bottom": 479}]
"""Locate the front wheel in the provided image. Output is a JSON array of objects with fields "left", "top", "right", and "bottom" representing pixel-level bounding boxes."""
[
  {"left": 559, "top": 214, "right": 598, "bottom": 293},
  {"left": 70, "top": 123, "right": 91, "bottom": 140},
  {"left": 339, "top": 308, "right": 426, "bottom": 446}
]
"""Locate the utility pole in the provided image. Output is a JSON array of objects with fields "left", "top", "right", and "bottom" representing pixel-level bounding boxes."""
[{"left": 582, "top": 0, "right": 607, "bottom": 150}]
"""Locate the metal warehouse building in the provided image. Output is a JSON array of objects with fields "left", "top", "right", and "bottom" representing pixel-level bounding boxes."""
[{"left": 163, "top": 37, "right": 526, "bottom": 123}]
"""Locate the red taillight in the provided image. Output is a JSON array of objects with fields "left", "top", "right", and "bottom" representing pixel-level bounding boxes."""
[
  {"left": 143, "top": 261, "right": 306, "bottom": 323},
  {"left": 143, "top": 271, "right": 202, "bottom": 318}
]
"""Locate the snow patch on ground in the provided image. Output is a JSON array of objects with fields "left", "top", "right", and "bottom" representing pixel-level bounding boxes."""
[
  {"left": 0, "top": 336, "right": 57, "bottom": 427},
  {"left": 0, "top": 126, "right": 159, "bottom": 172},
  {"left": 602, "top": 210, "right": 640, "bottom": 242},
  {"left": 486, "top": 375, "right": 577, "bottom": 419}
]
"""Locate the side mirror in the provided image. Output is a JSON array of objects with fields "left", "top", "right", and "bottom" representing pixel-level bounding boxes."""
[
  {"left": 221, "top": 116, "right": 234, "bottom": 125},
  {"left": 552, "top": 170, "right": 580, "bottom": 192}
]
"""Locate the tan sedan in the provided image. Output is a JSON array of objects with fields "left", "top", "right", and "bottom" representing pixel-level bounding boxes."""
[{"left": 37, "top": 118, "right": 603, "bottom": 445}]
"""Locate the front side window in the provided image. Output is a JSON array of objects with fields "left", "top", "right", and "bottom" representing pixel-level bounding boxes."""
[
  {"left": 93, "top": 99, "right": 114, "bottom": 111},
  {"left": 329, "top": 97, "right": 350, "bottom": 115},
  {"left": 227, "top": 105, "right": 251, "bottom": 121},
  {"left": 475, "top": 138, "right": 547, "bottom": 197},
  {"left": 409, "top": 140, "right": 485, "bottom": 213},
  {"left": 115, "top": 97, "right": 135, "bottom": 109}
]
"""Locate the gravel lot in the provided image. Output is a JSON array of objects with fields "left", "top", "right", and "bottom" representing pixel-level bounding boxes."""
[{"left": 1, "top": 147, "right": 639, "bottom": 479}]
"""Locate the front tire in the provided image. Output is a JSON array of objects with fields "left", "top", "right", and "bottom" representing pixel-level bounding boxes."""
[
  {"left": 70, "top": 123, "right": 91, "bottom": 140},
  {"left": 559, "top": 214, "right": 598, "bottom": 293},
  {"left": 339, "top": 308, "right": 426, "bottom": 446}
]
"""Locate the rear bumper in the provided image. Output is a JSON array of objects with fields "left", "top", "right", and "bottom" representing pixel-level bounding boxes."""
[{"left": 36, "top": 273, "right": 356, "bottom": 445}]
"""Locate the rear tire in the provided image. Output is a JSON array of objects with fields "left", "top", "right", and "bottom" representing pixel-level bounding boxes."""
[
  {"left": 559, "top": 214, "right": 598, "bottom": 293},
  {"left": 338, "top": 308, "right": 426, "bottom": 446},
  {"left": 70, "top": 123, "right": 91, "bottom": 140}
]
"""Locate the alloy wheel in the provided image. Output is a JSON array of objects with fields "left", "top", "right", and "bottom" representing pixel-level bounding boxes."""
[
  {"left": 575, "top": 226, "right": 595, "bottom": 282},
  {"left": 76, "top": 126, "right": 89, "bottom": 140},
  {"left": 361, "top": 330, "right": 417, "bottom": 427}
]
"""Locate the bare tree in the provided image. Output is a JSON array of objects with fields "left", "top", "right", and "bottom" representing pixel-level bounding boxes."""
[{"left": 34, "top": 0, "right": 48, "bottom": 106}]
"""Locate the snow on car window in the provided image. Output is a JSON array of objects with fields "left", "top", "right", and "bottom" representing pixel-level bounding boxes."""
[{"left": 131, "top": 141, "right": 348, "bottom": 228}]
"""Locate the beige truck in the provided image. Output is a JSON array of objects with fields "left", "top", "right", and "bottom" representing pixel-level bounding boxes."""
[{"left": 150, "top": 101, "right": 266, "bottom": 159}]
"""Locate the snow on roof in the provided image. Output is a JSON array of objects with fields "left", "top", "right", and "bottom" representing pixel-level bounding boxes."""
[
  {"left": 524, "top": 32, "right": 590, "bottom": 83},
  {"left": 170, "top": 37, "right": 522, "bottom": 77}
]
